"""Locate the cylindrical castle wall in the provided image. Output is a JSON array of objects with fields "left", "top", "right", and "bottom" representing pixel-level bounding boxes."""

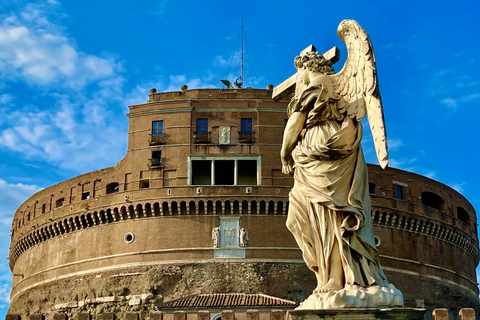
[
  {"left": 8, "top": 167, "right": 479, "bottom": 317},
  {"left": 8, "top": 89, "right": 479, "bottom": 318}
]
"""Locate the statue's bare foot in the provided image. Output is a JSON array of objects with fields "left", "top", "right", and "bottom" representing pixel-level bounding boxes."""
[{"left": 315, "top": 280, "right": 343, "bottom": 293}]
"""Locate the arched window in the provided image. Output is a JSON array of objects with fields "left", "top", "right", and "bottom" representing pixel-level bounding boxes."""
[
  {"left": 421, "top": 192, "right": 445, "bottom": 211},
  {"left": 457, "top": 207, "right": 470, "bottom": 227},
  {"left": 106, "top": 182, "right": 119, "bottom": 194}
]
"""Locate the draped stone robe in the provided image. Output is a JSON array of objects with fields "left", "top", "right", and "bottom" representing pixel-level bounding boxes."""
[{"left": 285, "top": 82, "right": 388, "bottom": 288}]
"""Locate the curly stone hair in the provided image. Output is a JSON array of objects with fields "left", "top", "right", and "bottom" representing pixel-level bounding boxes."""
[{"left": 294, "top": 51, "right": 335, "bottom": 75}]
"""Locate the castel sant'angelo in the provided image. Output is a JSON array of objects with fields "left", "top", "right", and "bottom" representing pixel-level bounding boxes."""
[{"left": 7, "top": 85, "right": 480, "bottom": 320}]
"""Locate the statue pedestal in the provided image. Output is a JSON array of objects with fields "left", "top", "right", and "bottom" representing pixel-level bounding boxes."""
[{"left": 287, "top": 308, "right": 426, "bottom": 320}]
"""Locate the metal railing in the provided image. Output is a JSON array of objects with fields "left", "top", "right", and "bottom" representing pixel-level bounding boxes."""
[
  {"left": 193, "top": 131, "right": 211, "bottom": 144},
  {"left": 238, "top": 132, "right": 255, "bottom": 143},
  {"left": 149, "top": 134, "right": 166, "bottom": 145}
]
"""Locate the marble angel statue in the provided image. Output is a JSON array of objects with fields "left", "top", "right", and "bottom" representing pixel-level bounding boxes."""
[{"left": 279, "top": 20, "right": 403, "bottom": 308}]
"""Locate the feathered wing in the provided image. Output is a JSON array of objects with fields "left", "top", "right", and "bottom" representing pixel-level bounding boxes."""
[{"left": 330, "top": 19, "right": 388, "bottom": 168}]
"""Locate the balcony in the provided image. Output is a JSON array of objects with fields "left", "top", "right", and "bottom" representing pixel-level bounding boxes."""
[
  {"left": 238, "top": 132, "right": 255, "bottom": 143},
  {"left": 193, "top": 131, "right": 211, "bottom": 144},
  {"left": 149, "top": 134, "right": 166, "bottom": 145}
]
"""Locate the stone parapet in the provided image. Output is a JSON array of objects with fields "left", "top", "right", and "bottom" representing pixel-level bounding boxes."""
[{"left": 7, "top": 308, "right": 477, "bottom": 320}]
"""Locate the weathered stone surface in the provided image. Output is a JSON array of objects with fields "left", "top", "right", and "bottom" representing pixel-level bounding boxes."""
[
  {"left": 459, "top": 309, "right": 475, "bottom": 320},
  {"left": 29, "top": 314, "right": 44, "bottom": 320},
  {"left": 432, "top": 309, "right": 449, "bottom": 320},
  {"left": 221, "top": 310, "right": 234, "bottom": 320},
  {"left": 287, "top": 308, "right": 426, "bottom": 320},
  {"left": 173, "top": 312, "right": 186, "bottom": 320},
  {"left": 149, "top": 312, "right": 162, "bottom": 320},
  {"left": 128, "top": 299, "right": 141, "bottom": 306},
  {"left": 5, "top": 314, "right": 21, "bottom": 320},
  {"left": 271, "top": 310, "right": 286, "bottom": 320},
  {"left": 246, "top": 310, "right": 259, "bottom": 320},
  {"left": 125, "top": 312, "right": 139, "bottom": 320},
  {"left": 77, "top": 313, "right": 91, "bottom": 320},
  {"left": 53, "top": 313, "right": 67, "bottom": 320},
  {"left": 99, "top": 313, "right": 115, "bottom": 320},
  {"left": 197, "top": 311, "right": 209, "bottom": 320}
]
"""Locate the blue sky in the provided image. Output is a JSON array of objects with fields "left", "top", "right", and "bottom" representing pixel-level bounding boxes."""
[{"left": 0, "top": 0, "right": 479, "bottom": 316}]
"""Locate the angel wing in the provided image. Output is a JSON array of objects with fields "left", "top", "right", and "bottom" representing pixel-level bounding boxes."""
[{"left": 330, "top": 19, "right": 388, "bottom": 169}]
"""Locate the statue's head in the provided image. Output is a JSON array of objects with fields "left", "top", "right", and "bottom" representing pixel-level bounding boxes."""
[{"left": 294, "top": 51, "right": 335, "bottom": 75}]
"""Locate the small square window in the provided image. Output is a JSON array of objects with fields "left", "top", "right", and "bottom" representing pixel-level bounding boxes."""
[
  {"left": 82, "top": 192, "right": 90, "bottom": 200},
  {"left": 55, "top": 198, "right": 65, "bottom": 208},
  {"left": 140, "top": 179, "right": 150, "bottom": 188}
]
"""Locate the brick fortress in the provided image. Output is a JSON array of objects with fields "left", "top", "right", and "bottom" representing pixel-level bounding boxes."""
[{"left": 8, "top": 87, "right": 479, "bottom": 320}]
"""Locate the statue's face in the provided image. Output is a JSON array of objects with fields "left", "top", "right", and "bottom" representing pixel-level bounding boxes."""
[{"left": 298, "top": 68, "right": 310, "bottom": 86}]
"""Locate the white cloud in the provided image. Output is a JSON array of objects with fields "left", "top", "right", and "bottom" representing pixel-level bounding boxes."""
[
  {"left": 0, "top": 94, "right": 13, "bottom": 105},
  {"left": 440, "top": 93, "right": 480, "bottom": 110},
  {"left": 0, "top": 178, "right": 41, "bottom": 230},
  {"left": 388, "top": 138, "right": 403, "bottom": 151},
  {"left": 164, "top": 74, "right": 216, "bottom": 92},
  {"left": 0, "top": 4, "right": 121, "bottom": 89},
  {"left": 0, "top": 99, "right": 127, "bottom": 171},
  {"left": 449, "top": 181, "right": 466, "bottom": 194},
  {"left": 0, "top": 2, "right": 129, "bottom": 172},
  {"left": 0, "top": 282, "right": 10, "bottom": 305},
  {"left": 422, "top": 171, "right": 437, "bottom": 179},
  {"left": 440, "top": 97, "right": 457, "bottom": 109},
  {"left": 213, "top": 55, "right": 229, "bottom": 67},
  {"left": 389, "top": 157, "right": 417, "bottom": 171}
]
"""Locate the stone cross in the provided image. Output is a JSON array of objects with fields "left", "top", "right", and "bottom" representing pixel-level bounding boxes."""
[{"left": 272, "top": 45, "right": 340, "bottom": 101}]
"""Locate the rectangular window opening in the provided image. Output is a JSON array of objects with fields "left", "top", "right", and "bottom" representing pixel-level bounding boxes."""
[
  {"left": 55, "top": 198, "right": 65, "bottom": 208},
  {"left": 82, "top": 192, "right": 90, "bottom": 200},
  {"left": 215, "top": 160, "right": 235, "bottom": 185},
  {"left": 191, "top": 158, "right": 258, "bottom": 186},
  {"left": 140, "top": 179, "right": 150, "bottom": 189},
  {"left": 192, "top": 160, "right": 212, "bottom": 185},
  {"left": 152, "top": 120, "right": 164, "bottom": 136},
  {"left": 239, "top": 118, "right": 253, "bottom": 143},
  {"left": 237, "top": 160, "right": 257, "bottom": 185},
  {"left": 151, "top": 120, "right": 165, "bottom": 144},
  {"left": 152, "top": 150, "right": 162, "bottom": 167},
  {"left": 241, "top": 118, "right": 252, "bottom": 134},
  {"left": 196, "top": 118, "right": 208, "bottom": 134},
  {"left": 396, "top": 185, "right": 404, "bottom": 200}
]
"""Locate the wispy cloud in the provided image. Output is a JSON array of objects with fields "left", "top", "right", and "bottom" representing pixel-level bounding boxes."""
[
  {"left": 0, "top": 2, "right": 127, "bottom": 172},
  {"left": 449, "top": 181, "right": 466, "bottom": 194},
  {"left": 0, "top": 178, "right": 41, "bottom": 218},
  {"left": 151, "top": 0, "right": 169, "bottom": 17},
  {"left": 389, "top": 157, "right": 418, "bottom": 172},
  {"left": 440, "top": 97, "right": 457, "bottom": 109},
  {"left": 0, "top": 2, "right": 121, "bottom": 89},
  {"left": 388, "top": 138, "right": 403, "bottom": 151},
  {"left": 440, "top": 93, "right": 480, "bottom": 110}
]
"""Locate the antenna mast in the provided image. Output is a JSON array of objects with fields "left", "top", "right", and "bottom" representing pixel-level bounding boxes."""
[{"left": 241, "top": 16, "right": 244, "bottom": 86}]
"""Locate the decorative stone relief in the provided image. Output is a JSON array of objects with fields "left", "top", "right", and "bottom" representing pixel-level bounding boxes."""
[
  {"left": 239, "top": 228, "right": 248, "bottom": 247},
  {"left": 211, "top": 227, "right": 220, "bottom": 248},
  {"left": 219, "top": 126, "right": 230, "bottom": 145}
]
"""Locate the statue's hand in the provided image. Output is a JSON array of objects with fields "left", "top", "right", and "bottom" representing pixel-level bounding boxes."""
[
  {"left": 282, "top": 164, "right": 293, "bottom": 176},
  {"left": 281, "top": 155, "right": 294, "bottom": 176}
]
